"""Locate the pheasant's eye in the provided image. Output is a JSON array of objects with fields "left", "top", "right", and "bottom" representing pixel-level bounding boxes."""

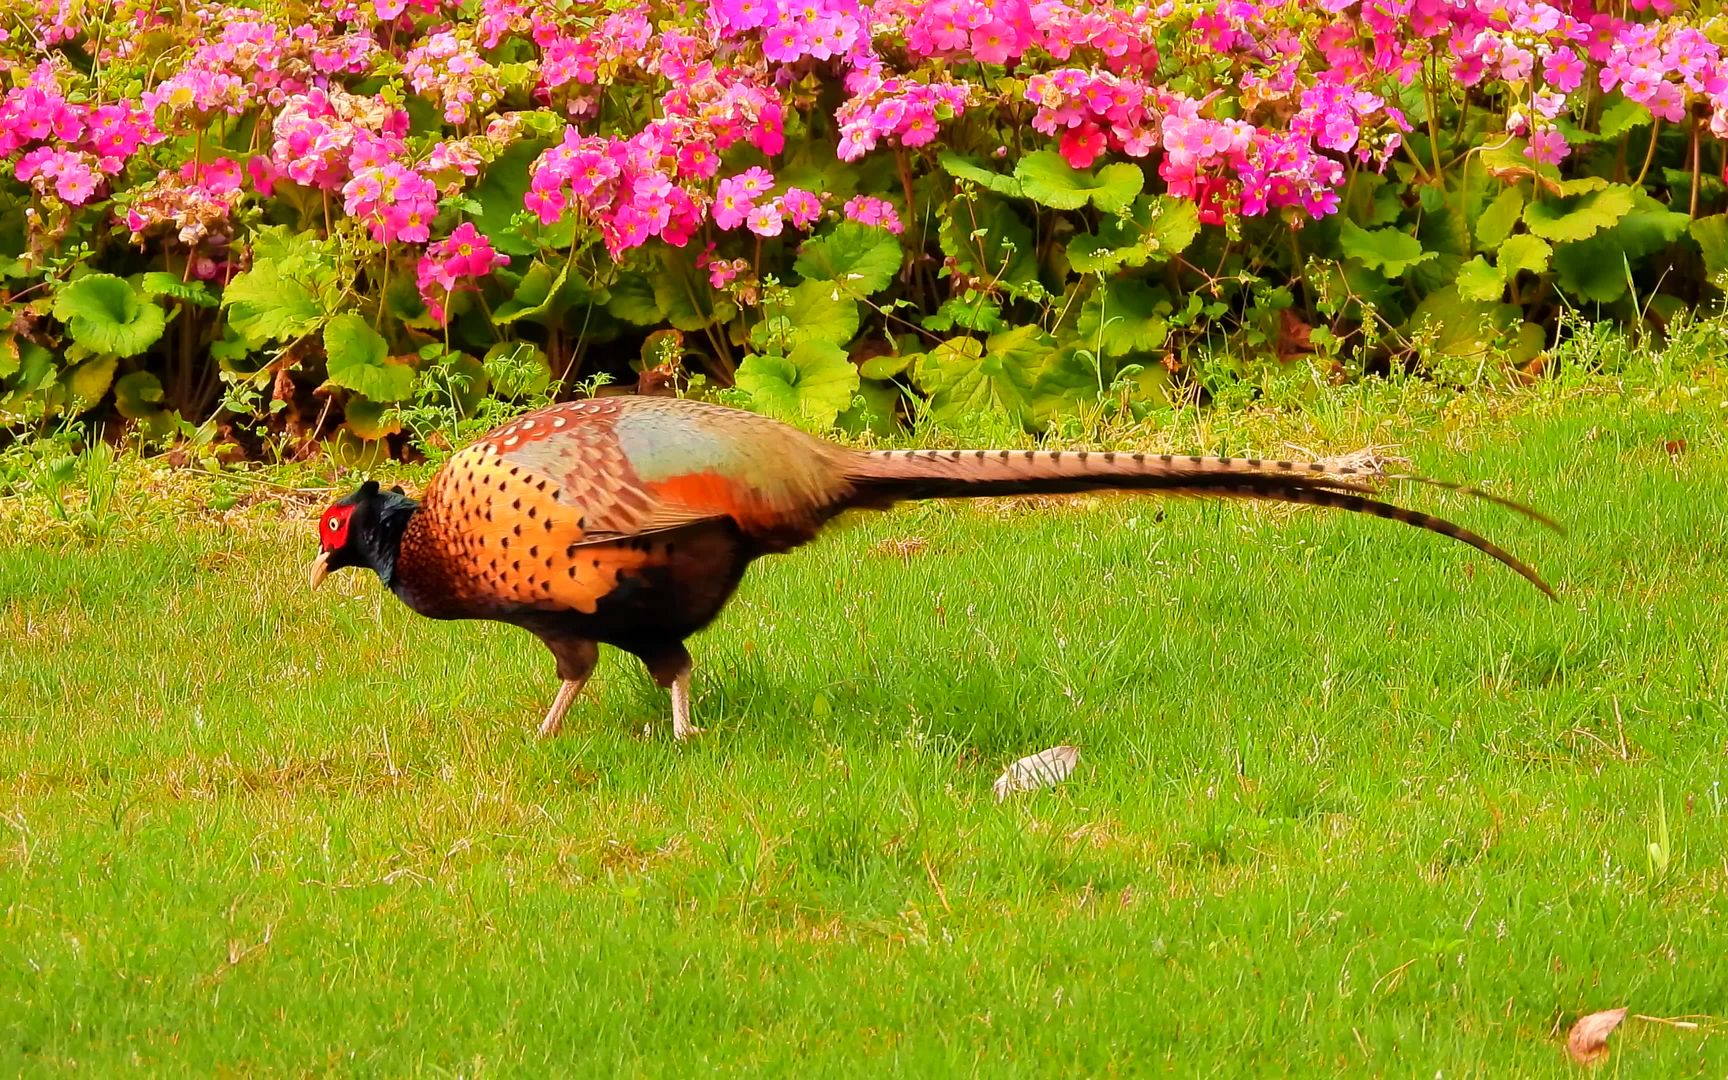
[{"left": 327, "top": 517, "right": 340, "bottom": 531}]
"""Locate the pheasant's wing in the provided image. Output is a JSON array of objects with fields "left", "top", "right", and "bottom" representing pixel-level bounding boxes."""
[{"left": 451, "top": 397, "right": 853, "bottom": 547}]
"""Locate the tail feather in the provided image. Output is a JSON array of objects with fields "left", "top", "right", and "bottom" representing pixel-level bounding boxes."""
[{"left": 842, "top": 448, "right": 1556, "bottom": 598}]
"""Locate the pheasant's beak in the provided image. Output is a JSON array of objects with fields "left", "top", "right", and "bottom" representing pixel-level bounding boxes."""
[{"left": 308, "top": 551, "right": 331, "bottom": 589}]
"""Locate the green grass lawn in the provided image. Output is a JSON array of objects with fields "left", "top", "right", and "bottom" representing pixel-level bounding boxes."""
[{"left": 2, "top": 376, "right": 1727, "bottom": 1074}]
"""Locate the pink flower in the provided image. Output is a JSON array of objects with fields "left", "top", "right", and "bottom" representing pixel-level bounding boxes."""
[
  {"left": 780, "top": 188, "right": 824, "bottom": 228},
  {"left": 747, "top": 202, "right": 785, "bottom": 237},
  {"left": 843, "top": 194, "right": 902, "bottom": 234},
  {"left": 1058, "top": 123, "right": 1106, "bottom": 168},
  {"left": 1525, "top": 129, "right": 1571, "bottom": 166}
]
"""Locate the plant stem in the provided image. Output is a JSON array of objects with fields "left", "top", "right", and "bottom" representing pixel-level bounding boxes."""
[{"left": 1633, "top": 118, "right": 1662, "bottom": 188}]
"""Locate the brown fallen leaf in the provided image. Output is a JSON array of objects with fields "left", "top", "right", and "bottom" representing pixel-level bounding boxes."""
[
  {"left": 1566, "top": 1006, "right": 1628, "bottom": 1067},
  {"left": 994, "top": 745, "right": 1079, "bottom": 802}
]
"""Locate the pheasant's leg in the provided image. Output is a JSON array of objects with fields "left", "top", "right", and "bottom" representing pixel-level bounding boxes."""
[
  {"left": 669, "top": 667, "right": 702, "bottom": 742},
  {"left": 640, "top": 644, "right": 702, "bottom": 741},
  {"left": 537, "top": 676, "right": 588, "bottom": 740},
  {"left": 538, "top": 637, "right": 599, "bottom": 739}
]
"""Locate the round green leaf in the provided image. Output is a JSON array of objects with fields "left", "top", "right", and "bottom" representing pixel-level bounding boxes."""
[
  {"left": 52, "top": 274, "right": 167, "bottom": 357},
  {"left": 323, "top": 313, "right": 416, "bottom": 402},
  {"left": 114, "top": 370, "right": 167, "bottom": 419},
  {"left": 913, "top": 326, "right": 1092, "bottom": 431},
  {"left": 794, "top": 222, "right": 905, "bottom": 295},
  {"left": 735, "top": 339, "right": 860, "bottom": 430},
  {"left": 1523, "top": 185, "right": 1635, "bottom": 242},
  {"left": 1336, "top": 220, "right": 1437, "bottom": 279},
  {"left": 1497, "top": 234, "right": 1553, "bottom": 277},
  {"left": 344, "top": 396, "right": 403, "bottom": 440},
  {"left": 936, "top": 151, "right": 1025, "bottom": 197},
  {"left": 1475, "top": 187, "right": 1527, "bottom": 250},
  {"left": 63, "top": 355, "right": 119, "bottom": 410},
  {"left": 752, "top": 280, "right": 860, "bottom": 352},
  {"left": 1077, "top": 279, "right": 1173, "bottom": 357},
  {"left": 1014, "top": 151, "right": 1145, "bottom": 213},
  {"left": 1454, "top": 256, "right": 1507, "bottom": 302},
  {"left": 606, "top": 274, "right": 664, "bottom": 325},
  {"left": 139, "top": 272, "right": 217, "bottom": 307}
]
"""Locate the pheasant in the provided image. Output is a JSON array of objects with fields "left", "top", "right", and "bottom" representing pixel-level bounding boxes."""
[{"left": 307, "top": 395, "right": 1555, "bottom": 740}]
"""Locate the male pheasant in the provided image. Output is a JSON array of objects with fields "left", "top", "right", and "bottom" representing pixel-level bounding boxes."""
[{"left": 308, "top": 395, "right": 1555, "bottom": 740}]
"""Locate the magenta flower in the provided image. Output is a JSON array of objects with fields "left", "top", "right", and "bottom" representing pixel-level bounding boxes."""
[{"left": 1525, "top": 129, "right": 1571, "bottom": 166}]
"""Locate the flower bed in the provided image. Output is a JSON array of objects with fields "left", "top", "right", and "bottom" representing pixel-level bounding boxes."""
[{"left": 2, "top": 0, "right": 1727, "bottom": 456}]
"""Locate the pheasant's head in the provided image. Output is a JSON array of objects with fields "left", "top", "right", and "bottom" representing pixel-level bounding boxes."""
[{"left": 308, "top": 480, "right": 417, "bottom": 589}]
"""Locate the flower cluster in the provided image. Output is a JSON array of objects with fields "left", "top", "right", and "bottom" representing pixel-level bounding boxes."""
[
  {"left": 264, "top": 89, "right": 410, "bottom": 193},
  {"left": 836, "top": 76, "right": 973, "bottom": 161},
  {"left": 403, "top": 30, "right": 503, "bottom": 126},
  {"left": 5, "top": 0, "right": 1728, "bottom": 340},
  {"left": 416, "top": 222, "right": 510, "bottom": 321},
  {"left": 716, "top": 0, "right": 871, "bottom": 67},
  {"left": 2, "top": 65, "right": 157, "bottom": 205},
  {"left": 1025, "top": 68, "right": 1159, "bottom": 167}
]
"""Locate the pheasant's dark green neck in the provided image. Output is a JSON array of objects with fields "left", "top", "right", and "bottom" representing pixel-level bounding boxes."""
[{"left": 351, "top": 494, "right": 419, "bottom": 588}]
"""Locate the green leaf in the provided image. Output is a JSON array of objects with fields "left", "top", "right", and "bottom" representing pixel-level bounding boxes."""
[
  {"left": 606, "top": 273, "right": 664, "bottom": 325},
  {"left": 921, "top": 295, "right": 1006, "bottom": 333},
  {"left": 1337, "top": 220, "right": 1435, "bottom": 278},
  {"left": 344, "top": 396, "right": 402, "bottom": 440},
  {"left": 222, "top": 262, "right": 324, "bottom": 347},
  {"left": 735, "top": 339, "right": 860, "bottom": 429},
  {"left": 114, "top": 371, "right": 166, "bottom": 419},
  {"left": 63, "top": 355, "right": 118, "bottom": 410},
  {"left": 940, "top": 197, "right": 1038, "bottom": 286},
  {"left": 139, "top": 272, "right": 217, "bottom": 307},
  {"left": 1522, "top": 185, "right": 1636, "bottom": 242},
  {"left": 1479, "top": 137, "right": 1561, "bottom": 186},
  {"left": 0, "top": 335, "right": 20, "bottom": 380},
  {"left": 1404, "top": 285, "right": 1520, "bottom": 359},
  {"left": 1497, "top": 234, "right": 1553, "bottom": 277},
  {"left": 858, "top": 352, "right": 914, "bottom": 380},
  {"left": 1552, "top": 196, "right": 1688, "bottom": 303},
  {"left": 1066, "top": 232, "right": 1132, "bottom": 274},
  {"left": 492, "top": 260, "right": 569, "bottom": 325},
  {"left": 1599, "top": 96, "right": 1653, "bottom": 139},
  {"left": 937, "top": 151, "right": 1024, "bottom": 197},
  {"left": 1454, "top": 256, "right": 1507, "bottom": 302},
  {"left": 1014, "top": 151, "right": 1145, "bottom": 213},
  {"left": 794, "top": 222, "right": 904, "bottom": 295},
  {"left": 1476, "top": 187, "right": 1527, "bottom": 250},
  {"left": 1071, "top": 195, "right": 1201, "bottom": 272},
  {"left": 836, "top": 378, "right": 903, "bottom": 437},
  {"left": 651, "top": 267, "right": 739, "bottom": 332},
  {"left": 1691, "top": 214, "right": 1728, "bottom": 282},
  {"left": 323, "top": 313, "right": 415, "bottom": 402},
  {"left": 52, "top": 274, "right": 167, "bottom": 357},
  {"left": 1552, "top": 242, "right": 1631, "bottom": 302},
  {"left": 471, "top": 140, "right": 552, "bottom": 257},
  {"left": 1077, "top": 279, "right": 1172, "bottom": 356},
  {"left": 483, "top": 341, "right": 552, "bottom": 398},
  {"left": 1136, "top": 197, "right": 1202, "bottom": 261},
  {"left": 913, "top": 326, "right": 1092, "bottom": 431},
  {"left": 753, "top": 280, "right": 860, "bottom": 352}
]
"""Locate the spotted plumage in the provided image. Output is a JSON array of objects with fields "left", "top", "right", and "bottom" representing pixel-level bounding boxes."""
[{"left": 309, "top": 395, "right": 1557, "bottom": 741}]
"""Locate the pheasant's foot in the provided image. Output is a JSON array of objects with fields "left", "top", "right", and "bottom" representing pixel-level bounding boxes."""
[{"left": 671, "top": 668, "right": 703, "bottom": 741}]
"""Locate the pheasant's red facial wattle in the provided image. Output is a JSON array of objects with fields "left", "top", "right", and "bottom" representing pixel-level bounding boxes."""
[
  {"left": 309, "top": 502, "right": 360, "bottom": 589},
  {"left": 320, "top": 504, "right": 356, "bottom": 552}
]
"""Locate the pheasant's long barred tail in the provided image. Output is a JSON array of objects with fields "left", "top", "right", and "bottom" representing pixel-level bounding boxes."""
[{"left": 843, "top": 447, "right": 1557, "bottom": 599}]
